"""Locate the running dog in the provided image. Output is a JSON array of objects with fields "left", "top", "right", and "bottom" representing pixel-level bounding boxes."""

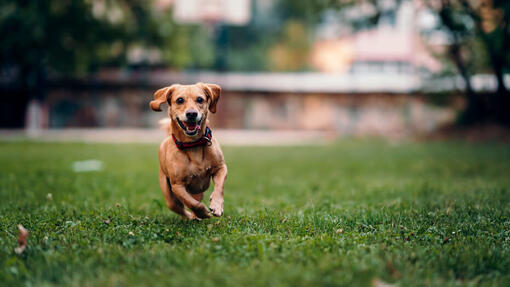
[{"left": 150, "top": 83, "right": 227, "bottom": 220}]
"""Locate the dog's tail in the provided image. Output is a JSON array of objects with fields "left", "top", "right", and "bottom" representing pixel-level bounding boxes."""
[{"left": 158, "top": 118, "right": 172, "bottom": 136}]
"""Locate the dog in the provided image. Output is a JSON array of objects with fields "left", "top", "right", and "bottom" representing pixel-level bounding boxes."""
[{"left": 150, "top": 82, "right": 227, "bottom": 220}]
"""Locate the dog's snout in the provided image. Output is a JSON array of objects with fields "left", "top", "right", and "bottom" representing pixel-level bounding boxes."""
[{"left": 186, "top": 110, "right": 198, "bottom": 121}]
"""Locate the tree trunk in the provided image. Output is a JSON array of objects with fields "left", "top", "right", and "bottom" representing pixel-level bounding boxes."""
[
  {"left": 492, "top": 59, "right": 510, "bottom": 124},
  {"left": 459, "top": 0, "right": 510, "bottom": 125},
  {"left": 449, "top": 43, "right": 488, "bottom": 125}
]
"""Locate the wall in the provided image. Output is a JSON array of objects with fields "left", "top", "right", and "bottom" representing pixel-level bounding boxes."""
[{"left": 45, "top": 87, "right": 457, "bottom": 138}]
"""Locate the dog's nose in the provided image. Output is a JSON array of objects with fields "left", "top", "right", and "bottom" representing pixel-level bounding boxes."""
[{"left": 186, "top": 110, "right": 198, "bottom": 121}]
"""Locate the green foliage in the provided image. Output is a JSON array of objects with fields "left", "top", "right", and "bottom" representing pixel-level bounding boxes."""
[
  {"left": 275, "top": 0, "right": 335, "bottom": 24},
  {"left": 0, "top": 0, "right": 333, "bottom": 74},
  {"left": 491, "top": 0, "right": 510, "bottom": 67},
  {"left": 0, "top": 141, "right": 509, "bottom": 286},
  {"left": 435, "top": 0, "right": 509, "bottom": 73},
  {"left": 0, "top": 0, "right": 135, "bottom": 76},
  {"left": 269, "top": 21, "right": 312, "bottom": 71},
  {"left": 223, "top": 24, "right": 273, "bottom": 71},
  {"left": 159, "top": 24, "right": 215, "bottom": 69}
]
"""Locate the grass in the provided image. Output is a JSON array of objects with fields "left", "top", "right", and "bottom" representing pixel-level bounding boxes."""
[{"left": 0, "top": 140, "right": 509, "bottom": 286}]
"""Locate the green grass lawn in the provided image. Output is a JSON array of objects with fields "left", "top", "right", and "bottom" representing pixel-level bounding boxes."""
[{"left": 1, "top": 141, "right": 509, "bottom": 286}]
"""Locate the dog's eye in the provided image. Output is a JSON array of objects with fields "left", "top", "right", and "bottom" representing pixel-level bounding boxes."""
[
  {"left": 176, "top": 97, "right": 184, "bottom": 104},
  {"left": 196, "top": 97, "right": 204, "bottom": 103}
]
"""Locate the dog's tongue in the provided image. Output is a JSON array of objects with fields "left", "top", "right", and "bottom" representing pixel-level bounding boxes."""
[{"left": 185, "top": 122, "right": 199, "bottom": 131}]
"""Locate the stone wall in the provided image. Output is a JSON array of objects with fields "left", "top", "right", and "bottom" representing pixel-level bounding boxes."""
[{"left": 45, "top": 87, "right": 457, "bottom": 138}]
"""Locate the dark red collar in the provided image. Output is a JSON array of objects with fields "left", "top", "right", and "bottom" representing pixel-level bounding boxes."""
[{"left": 172, "top": 126, "right": 212, "bottom": 150}]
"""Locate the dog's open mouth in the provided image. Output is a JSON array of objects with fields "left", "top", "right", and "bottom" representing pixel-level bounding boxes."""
[{"left": 176, "top": 117, "right": 202, "bottom": 136}]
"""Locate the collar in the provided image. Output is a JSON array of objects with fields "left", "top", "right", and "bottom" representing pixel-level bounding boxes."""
[{"left": 172, "top": 126, "right": 212, "bottom": 150}]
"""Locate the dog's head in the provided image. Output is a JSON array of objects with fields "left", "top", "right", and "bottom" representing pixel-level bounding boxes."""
[{"left": 150, "top": 82, "right": 221, "bottom": 137}]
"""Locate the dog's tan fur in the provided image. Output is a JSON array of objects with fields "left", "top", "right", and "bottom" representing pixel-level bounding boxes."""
[{"left": 150, "top": 83, "right": 227, "bottom": 220}]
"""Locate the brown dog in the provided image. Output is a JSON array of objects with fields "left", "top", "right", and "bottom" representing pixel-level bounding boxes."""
[{"left": 150, "top": 83, "right": 227, "bottom": 220}]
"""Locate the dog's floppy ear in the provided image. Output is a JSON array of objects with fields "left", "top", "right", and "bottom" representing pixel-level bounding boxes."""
[
  {"left": 199, "top": 82, "right": 221, "bottom": 113},
  {"left": 150, "top": 85, "right": 177, "bottom": 112}
]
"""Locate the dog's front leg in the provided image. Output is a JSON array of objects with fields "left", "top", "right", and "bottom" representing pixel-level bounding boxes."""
[
  {"left": 159, "top": 170, "right": 196, "bottom": 220},
  {"left": 210, "top": 164, "right": 227, "bottom": 217},
  {"left": 171, "top": 183, "right": 211, "bottom": 219}
]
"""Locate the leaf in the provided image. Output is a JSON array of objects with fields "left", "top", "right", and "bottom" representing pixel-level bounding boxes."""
[{"left": 14, "top": 224, "right": 29, "bottom": 255}]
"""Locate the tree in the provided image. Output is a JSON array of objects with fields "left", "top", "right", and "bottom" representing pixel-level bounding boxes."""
[
  {"left": 0, "top": 0, "right": 161, "bottom": 127},
  {"left": 426, "top": 0, "right": 510, "bottom": 125}
]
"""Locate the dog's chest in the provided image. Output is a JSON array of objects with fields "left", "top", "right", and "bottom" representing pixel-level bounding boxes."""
[
  {"left": 185, "top": 161, "right": 211, "bottom": 178},
  {"left": 184, "top": 160, "right": 213, "bottom": 193}
]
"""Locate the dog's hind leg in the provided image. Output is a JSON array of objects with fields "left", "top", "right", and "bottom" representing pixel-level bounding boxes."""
[{"left": 159, "top": 169, "right": 196, "bottom": 220}]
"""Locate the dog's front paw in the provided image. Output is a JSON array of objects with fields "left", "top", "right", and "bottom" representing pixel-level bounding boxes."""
[
  {"left": 209, "top": 196, "right": 224, "bottom": 217},
  {"left": 191, "top": 203, "right": 211, "bottom": 219},
  {"left": 182, "top": 211, "right": 199, "bottom": 221}
]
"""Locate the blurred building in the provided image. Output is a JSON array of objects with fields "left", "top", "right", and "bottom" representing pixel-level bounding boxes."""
[
  {"left": 39, "top": 70, "right": 461, "bottom": 139},
  {"left": 312, "top": 0, "right": 442, "bottom": 74}
]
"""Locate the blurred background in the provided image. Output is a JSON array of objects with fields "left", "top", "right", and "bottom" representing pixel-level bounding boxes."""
[{"left": 1, "top": 0, "right": 509, "bottom": 143}]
